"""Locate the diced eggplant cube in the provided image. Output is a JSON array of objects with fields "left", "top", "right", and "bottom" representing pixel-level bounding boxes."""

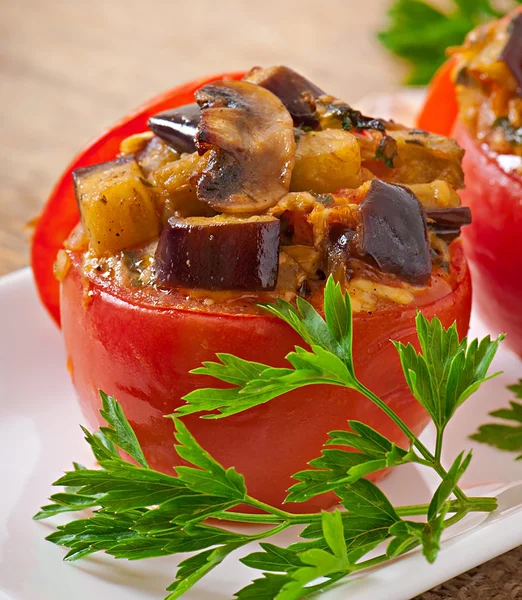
[
  {"left": 359, "top": 180, "right": 431, "bottom": 285},
  {"left": 148, "top": 103, "right": 201, "bottom": 154},
  {"left": 155, "top": 215, "right": 280, "bottom": 290},
  {"left": 73, "top": 156, "right": 159, "bottom": 255}
]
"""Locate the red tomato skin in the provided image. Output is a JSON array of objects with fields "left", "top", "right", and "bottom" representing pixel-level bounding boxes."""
[
  {"left": 454, "top": 121, "right": 522, "bottom": 357},
  {"left": 416, "top": 57, "right": 459, "bottom": 136},
  {"left": 61, "top": 244, "right": 471, "bottom": 512},
  {"left": 31, "top": 71, "right": 245, "bottom": 326}
]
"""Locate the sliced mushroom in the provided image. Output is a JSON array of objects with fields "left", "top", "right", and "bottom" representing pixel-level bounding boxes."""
[
  {"left": 194, "top": 80, "right": 296, "bottom": 213},
  {"left": 155, "top": 215, "right": 280, "bottom": 291},
  {"left": 358, "top": 180, "right": 431, "bottom": 285},
  {"left": 148, "top": 103, "right": 201, "bottom": 154},
  {"left": 243, "top": 66, "right": 324, "bottom": 127}
]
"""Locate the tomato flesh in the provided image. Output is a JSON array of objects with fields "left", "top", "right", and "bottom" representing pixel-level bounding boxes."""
[{"left": 61, "top": 244, "right": 471, "bottom": 511}]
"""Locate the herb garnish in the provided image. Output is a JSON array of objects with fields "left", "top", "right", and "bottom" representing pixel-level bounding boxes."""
[
  {"left": 375, "top": 135, "right": 399, "bottom": 168},
  {"left": 36, "top": 277, "right": 504, "bottom": 599},
  {"left": 472, "top": 380, "right": 522, "bottom": 459},
  {"left": 378, "top": 0, "right": 522, "bottom": 86}
]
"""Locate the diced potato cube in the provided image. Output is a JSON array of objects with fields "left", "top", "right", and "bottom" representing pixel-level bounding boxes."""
[
  {"left": 290, "top": 129, "right": 362, "bottom": 193},
  {"left": 73, "top": 156, "right": 160, "bottom": 255}
]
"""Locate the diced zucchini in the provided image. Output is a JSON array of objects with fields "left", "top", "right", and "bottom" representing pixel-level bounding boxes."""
[
  {"left": 73, "top": 156, "right": 160, "bottom": 255},
  {"left": 290, "top": 129, "right": 362, "bottom": 193}
]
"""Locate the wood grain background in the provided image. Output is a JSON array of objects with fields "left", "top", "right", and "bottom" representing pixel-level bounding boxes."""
[
  {"left": 2, "top": 1, "right": 520, "bottom": 598},
  {"left": 0, "top": 0, "right": 406, "bottom": 275}
]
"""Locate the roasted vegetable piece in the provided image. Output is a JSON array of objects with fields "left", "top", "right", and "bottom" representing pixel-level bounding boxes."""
[
  {"left": 407, "top": 180, "right": 461, "bottom": 210},
  {"left": 148, "top": 103, "right": 201, "bottom": 154},
  {"left": 72, "top": 157, "right": 159, "bottom": 255},
  {"left": 426, "top": 207, "right": 472, "bottom": 243},
  {"left": 194, "top": 81, "right": 295, "bottom": 213},
  {"left": 243, "top": 65, "right": 324, "bottom": 128},
  {"left": 327, "top": 222, "right": 355, "bottom": 282},
  {"left": 359, "top": 180, "right": 431, "bottom": 285},
  {"left": 384, "top": 130, "right": 464, "bottom": 189},
  {"left": 155, "top": 215, "right": 280, "bottom": 290},
  {"left": 290, "top": 129, "right": 362, "bottom": 193},
  {"left": 500, "top": 14, "right": 522, "bottom": 93},
  {"left": 137, "top": 136, "right": 180, "bottom": 178}
]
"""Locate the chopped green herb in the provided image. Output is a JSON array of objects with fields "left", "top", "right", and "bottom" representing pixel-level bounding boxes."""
[{"left": 375, "top": 135, "right": 399, "bottom": 168}]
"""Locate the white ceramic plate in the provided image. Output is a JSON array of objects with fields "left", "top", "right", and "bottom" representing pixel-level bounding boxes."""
[{"left": 1, "top": 268, "right": 522, "bottom": 600}]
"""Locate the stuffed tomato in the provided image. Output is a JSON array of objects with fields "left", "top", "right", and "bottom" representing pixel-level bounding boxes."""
[
  {"left": 419, "top": 10, "right": 522, "bottom": 357},
  {"left": 33, "top": 66, "right": 472, "bottom": 511}
]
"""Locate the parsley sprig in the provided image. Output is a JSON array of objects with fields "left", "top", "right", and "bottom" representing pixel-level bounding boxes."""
[
  {"left": 379, "top": 0, "right": 522, "bottom": 86},
  {"left": 37, "top": 277, "right": 503, "bottom": 599},
  {"left": 472, "top": 380, "right": 522, "bottom": 459}
]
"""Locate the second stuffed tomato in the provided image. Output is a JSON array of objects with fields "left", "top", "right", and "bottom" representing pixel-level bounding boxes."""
[
  {"left": 34, "top": 66, "right": 472, "bottom": 511},
  {"left": 419, "top": 10, "right": 522, "bottom": 357}
]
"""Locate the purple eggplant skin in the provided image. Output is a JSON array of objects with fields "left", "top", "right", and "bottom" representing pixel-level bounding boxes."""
[
  {"left": 148, "top": 104, "right": 201, "bottom": 154},
  {"left": 359, "top": 180, "right": 431, "bottom": 285},
  {"left": 155, "top": 216, "right": 280, "bottom": 291},
  {"left": 72, "top": 156, "right": 135, "bottom": 208},
  {"left": 501, "top": 14, "right": 522, "bottom": 94},
  {"left": 426, "top": 207, "right": 472, "bottom": 243},
  {"left": 244, "top": 66, "right": 325, "bottom": 128},
  {"left": 148, "top": 66, "right": 324, "bottom": 152}
]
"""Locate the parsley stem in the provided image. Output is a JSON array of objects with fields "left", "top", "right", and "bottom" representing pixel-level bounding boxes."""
[
  {"left": 355, "top": 382, "right": 433, "bottom": 460},
  {"left": 435, "top": 427, "right": 443, "bottom": 463},
  {"left": 214, "top": 511, "right": 284, "bottom": 524},
  {"left": 214, "top": 495, "right": 496, "bottom": 526},
  {"left": 354, "top": 382, "right": 470, "bottom": 504}
]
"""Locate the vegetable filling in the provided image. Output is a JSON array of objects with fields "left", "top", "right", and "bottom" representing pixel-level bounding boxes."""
[{"left": 63, "top": 66, "right": 470, "bottom": 312}]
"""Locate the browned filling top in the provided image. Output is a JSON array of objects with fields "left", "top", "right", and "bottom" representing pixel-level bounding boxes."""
[{"left": 452, "top": 12, "right": 522, "bottom": 162}]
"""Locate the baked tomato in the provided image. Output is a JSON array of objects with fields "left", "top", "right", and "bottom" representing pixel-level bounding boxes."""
[
  {"left": 418, "top": 9, "right": 522, "bottom": 357},
  {"left": 33, "top": 67, "right": 472, "bottom": 511},
  {"left": 454, "top": 122, "right": 522, "bottom": 356},
  {"left": 60, "top": 243, "right": 470, "bottom": 511}
]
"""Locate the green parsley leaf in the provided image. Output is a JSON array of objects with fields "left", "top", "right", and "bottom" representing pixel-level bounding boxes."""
[
  {"left": 33, "top": 492, "right": 102, "bottom": 520},
  {"left": 428, "top": 450, "right": 472, "bottom": 521},
  {"left": 293, "top": 513, "right": 392, "bottom": 566},
  {"left": 472, "top": 380, "right": 522, "bottom": 458},
  {"left": 261, "top": 277, "right": 355, "bottom": 368},
  {"left": 98, "top": 391, "right": 149, "bottom": 468},
  {"left": 394, "top": 313, "right": 503, "bottom": 430},
  {"left": 240, "top": 543, "right": 304, "bottom": 572},
  {"left": 172, "top": 417, "right": 247, "bottom": 500},
  {"left": 286, "top": 422, "right": 411, "bottom": 501},
  {"left": 234, "top": 573, "right": 290, "bottom": 599},
  {"left": 276, "top": 512, "right": 351, "bottom": 600},
  {"left": 378, "top": 0, "right": 508, "bottom": 85},
  {"left": 338, "top": 479, "right": 400, "bottom": 524},
  {"left": 166, "top": 544, "right": 242, "bottom": 599},
  {"left": 191, "top": 354, "right": 269, "bottom": 386}
]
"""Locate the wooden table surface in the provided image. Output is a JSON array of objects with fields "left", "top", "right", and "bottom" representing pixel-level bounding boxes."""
[
  {"left": 1, "top": 1, "right": 520, "bottom": 598},
  {"left": 0, "top": 0, "right": 407, "bottom": 275}
]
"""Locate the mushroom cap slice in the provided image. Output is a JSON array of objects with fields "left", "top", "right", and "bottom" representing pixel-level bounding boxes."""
[
  {"left": 243, "top": 65, "right": 324, "bottom": 127},
  {"left": 194, "top": 80, "right": 296, "bottom": 214}
]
